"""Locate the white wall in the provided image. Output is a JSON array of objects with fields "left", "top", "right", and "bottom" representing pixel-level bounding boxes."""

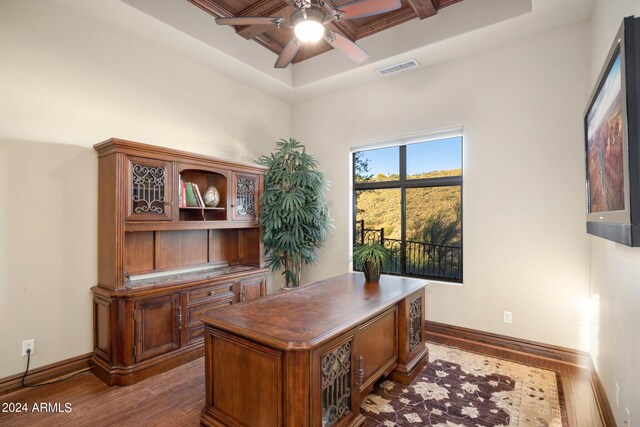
[
  {"left": 589, "top": 0, "right": 640, "bottom": 424},
  {"left": 293, "top": 23, "right": 592, "bottom": 351},
  {"left": 0, "top": 0, "right": 290, "bottom": 378}
]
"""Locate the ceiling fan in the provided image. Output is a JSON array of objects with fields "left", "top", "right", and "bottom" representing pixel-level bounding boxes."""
[{"left": 215, "top": 0, "right": 402, "bottom": 68}]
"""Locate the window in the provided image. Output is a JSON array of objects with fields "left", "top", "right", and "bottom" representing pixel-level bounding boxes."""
[{"left": 353, "top": 136, "right": 463, "bottom": 282}]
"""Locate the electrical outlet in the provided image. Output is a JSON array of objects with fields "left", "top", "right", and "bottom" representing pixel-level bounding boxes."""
[
  {"left": 21, "top": 339, "right": 35, "bottom": 356},
  {"left": 625, "top": 407, "right": 631, "bottom": 427},
  {"left": 616, "top": 383, "right": 620, "bottom": 408},
  {"left": 503, "top": 311, "right": 512, "bottom": 324}
]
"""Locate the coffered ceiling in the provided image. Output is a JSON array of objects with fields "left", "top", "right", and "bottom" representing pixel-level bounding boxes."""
[
  {"left": 187, "top": 0, "right": 463, "bottom": 63},
  {"left": 64, "top": 0, "right": 594, "bottom": 102}
]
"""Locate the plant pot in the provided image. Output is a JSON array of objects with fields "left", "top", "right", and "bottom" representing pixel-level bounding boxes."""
[{"left": 363, "top": 260, "right": 382, "bottom": 282}]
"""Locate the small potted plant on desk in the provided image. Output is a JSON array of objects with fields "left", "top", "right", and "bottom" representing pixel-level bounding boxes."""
[{"left": 352, "top": 241, "right": 390, "bottom": 282}]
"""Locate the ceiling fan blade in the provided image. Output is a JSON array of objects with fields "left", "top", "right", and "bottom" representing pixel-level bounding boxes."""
[
  {"left": 324, "top": 32, "right": 369, "bottom": 64},
  {"left": 275, "top": 38, "right": 301, "bottom": 68},
  {"left": 338, "top": 0, "right": 401, "bottom": 19},
  {"left": 215, "top": 16, "right": 281, "bottom": 26}
]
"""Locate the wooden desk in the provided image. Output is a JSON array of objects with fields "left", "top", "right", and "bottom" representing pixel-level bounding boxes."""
[{"left": 200, "top": 273, "right": 429, "bottom": 427}]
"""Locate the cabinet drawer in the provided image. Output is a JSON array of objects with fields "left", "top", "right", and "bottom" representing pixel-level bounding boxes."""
[
  {"left": 188, "top": 325, "right": 205, "bottom": 344},
  {"left": 187, "top": 295, "right": 234, "bottom": 326},
  {"left": 186, "top": 296, "right": 233, "bottom": 346},
  {"left": 187, "top": 281, "right": 236, "bottom": 306}
]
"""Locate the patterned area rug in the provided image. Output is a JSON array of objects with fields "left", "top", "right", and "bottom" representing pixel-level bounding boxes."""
[{"left": 361, "top": 343, "right": 567, "bottom": 426}]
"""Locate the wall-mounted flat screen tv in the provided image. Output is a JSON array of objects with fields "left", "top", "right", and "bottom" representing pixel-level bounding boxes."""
[{"left": 585, "top": 16, "right": 640, "bottom": 246}]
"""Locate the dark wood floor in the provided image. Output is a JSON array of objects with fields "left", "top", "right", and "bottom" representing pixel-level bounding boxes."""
[{"left": 0, "top": 336, "right": 604, "bottom": 426}]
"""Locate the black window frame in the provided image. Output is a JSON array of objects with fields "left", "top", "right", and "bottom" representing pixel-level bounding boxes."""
[{"left": 352, "top": 139, "right": 463, "bottom": 283}]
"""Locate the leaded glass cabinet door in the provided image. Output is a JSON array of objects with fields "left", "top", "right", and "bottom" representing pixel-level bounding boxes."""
[
  {"left": 231, "top": 172, "right": 259, "bottom": 222},
  {"left": 125, "top": 156, "right": 173, "bottom": 221},
  {"left": 407, "top": 291, "right": 425, "bottom": 359},
  {"left": 312, "top": 331, "right": 359, "bottom": 427}
]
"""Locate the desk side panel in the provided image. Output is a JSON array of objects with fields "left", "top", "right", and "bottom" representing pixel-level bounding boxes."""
[
  {"left": 284, "top": 351, "right": 311, "bottom": 426},
  {"left": 202, "top": 328, "right": 283, "bottom": 427}
]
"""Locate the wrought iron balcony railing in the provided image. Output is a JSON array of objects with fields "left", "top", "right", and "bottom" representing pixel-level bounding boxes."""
[{"left": 354, "top": 220, "right": 462, "bottom": 282}]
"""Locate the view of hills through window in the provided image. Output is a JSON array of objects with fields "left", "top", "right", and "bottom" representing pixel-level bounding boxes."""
[{"left": 353, "top": 137, "right": 462, "bottom": 281}]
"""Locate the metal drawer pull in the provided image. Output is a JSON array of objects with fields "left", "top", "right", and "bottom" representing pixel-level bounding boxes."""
[{"left": 210, "top": 290, "right": 216, "bottom": 296}]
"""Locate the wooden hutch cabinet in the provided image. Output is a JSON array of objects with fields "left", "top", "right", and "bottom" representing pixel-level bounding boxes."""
[{"left": 91, "top": 138, "right": 268, "bottom": 386}]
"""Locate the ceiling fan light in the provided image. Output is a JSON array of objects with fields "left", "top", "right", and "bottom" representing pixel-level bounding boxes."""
[{"left": 294, "top": 19, "right": 325, "bottom": 42}]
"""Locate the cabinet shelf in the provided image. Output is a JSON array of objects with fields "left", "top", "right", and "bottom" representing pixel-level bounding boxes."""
[
  {"left": 124, "top": 221, "right": 258, "bottom": 232},
  {"left": 179, "top": 206, "right": 226, "bottom": 221},
  {"left": 180, "top": 207, "right": 225, "bottom": 211},
  {"left": 179, "top": 168, "right": 227, "bottom": 221}
]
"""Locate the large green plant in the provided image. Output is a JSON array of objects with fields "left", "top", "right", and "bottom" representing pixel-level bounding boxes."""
[{"left": 257, "top": 138, "right": 333, "bottom": 288}]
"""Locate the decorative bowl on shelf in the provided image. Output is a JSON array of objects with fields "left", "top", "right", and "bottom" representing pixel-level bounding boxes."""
[{"left": 203, "top": 185, "right": 220, "bottom": 207}]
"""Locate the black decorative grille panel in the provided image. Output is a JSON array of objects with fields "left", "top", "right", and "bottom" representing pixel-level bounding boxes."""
[
  {"left": 236, "top": 177, "right": 256, "bottom": 216},
  {"left": 321, "top": 341, "right": 352, "bottom": 427},
  {"left": 409, "top": 296, "right": 422, "bottom": 351},
  {"left": 131, "top": 163, "right": 166, "bottom": 214}
]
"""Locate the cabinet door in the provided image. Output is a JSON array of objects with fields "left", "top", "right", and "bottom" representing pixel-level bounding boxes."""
[
  {"left": 231, "top": 172, "right": 259, "bottom": 222},
  {"left": 353, "top": 307, "right": 398, "bottom": 396},
  {"left": 239, "top": 274, "right": 266, "bottom": 302},
  {"left": 134, "top": 293, "right": 181, "bottom": 362},
  {"left": 406, "top": 291, "right": 425, "bottom": 358},
  {"left": 311, "top": 331, "right": 359, "bottom": 427},
  {"left": 389, "top": 289, "right": 428, "bottom": 385},
  {"left": 126, "top": 156, "right": 173, "bottom": 221}
]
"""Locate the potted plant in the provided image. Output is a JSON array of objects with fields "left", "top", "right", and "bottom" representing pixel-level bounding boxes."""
[
  {"left": 352, "top": 241, "right": 390, "bottom": 282},
  {"left": 257, "top": 138, "right": 333, "bottom": 288}
]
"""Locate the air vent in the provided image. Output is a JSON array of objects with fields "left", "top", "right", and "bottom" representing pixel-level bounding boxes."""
[{"left": 376, "top": 60, "right": 420, "bottom": 76}]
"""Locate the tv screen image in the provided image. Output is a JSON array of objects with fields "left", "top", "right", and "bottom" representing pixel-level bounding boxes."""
[{"left": 586, "top": 51, "right": 624, "bottom": 214}]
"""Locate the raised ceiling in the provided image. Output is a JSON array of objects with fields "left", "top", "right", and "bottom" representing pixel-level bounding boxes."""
[
  {"left": 187, "top": 0, "right": 463, "bottom": 63},
  {"left": 111, "top": 0, "right": 593, "bottom": 102}
]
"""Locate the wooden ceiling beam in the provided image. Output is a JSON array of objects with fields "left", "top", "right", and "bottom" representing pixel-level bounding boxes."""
[
  {"left": 237, "top": 0, "right": 288, "bottom": 17},
  {"left": 187, "top": 0, "right": 233, "bottom": 18},
  {"left": 293, "top": 42, "right": 333, "bottom": 63},
  {"left": 355, "top": 7, "right": 416, "bottom": 39},
  {"left": 407, "top": 0, "right": 437, "bottom": 20},
  {"left": 330, "top": 19, "right": 358, "bottom": 40},
  {"left": 254, "top": 33, "right": 285, "bottom": 55}
]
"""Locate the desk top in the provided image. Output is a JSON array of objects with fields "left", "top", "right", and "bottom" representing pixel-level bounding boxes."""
[{"left": 201, "top": 273, "right": 428, "bottom": 350}]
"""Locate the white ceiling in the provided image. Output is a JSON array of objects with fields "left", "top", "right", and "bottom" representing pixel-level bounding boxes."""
[{"left": 54, "top": 0, "right": 595, "bottom": 103}]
